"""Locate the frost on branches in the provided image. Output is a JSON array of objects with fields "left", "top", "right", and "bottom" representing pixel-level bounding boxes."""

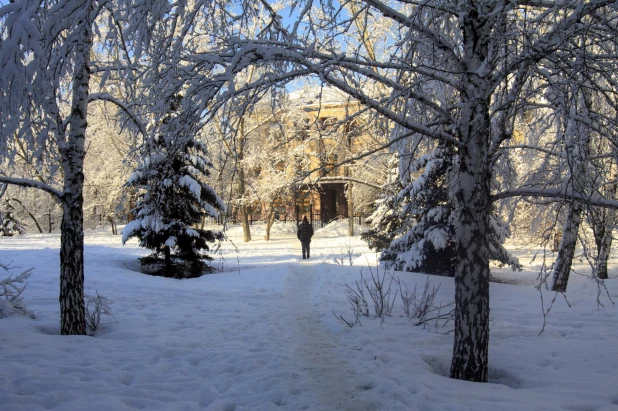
[
  {"left": 122, "top": 96, "right": 225, "bottom": 279},
  {"left": 0, "top": 263, "right": 33, "bottom": 319},
  {"left": 368, "top": 146, "right": 520, "bottom": 276}
]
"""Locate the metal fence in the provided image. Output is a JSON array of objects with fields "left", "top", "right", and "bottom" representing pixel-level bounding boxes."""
[
  {"left": 203, "top": 212, "right": 368, "bottom": 230},
  {"left": 309, "top": 213, "right": 367, "bottom": 230}
]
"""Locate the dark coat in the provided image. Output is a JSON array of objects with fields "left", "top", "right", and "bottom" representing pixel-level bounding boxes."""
[{"left": 297, "top": 222, "right": 314, "bottom": 242}]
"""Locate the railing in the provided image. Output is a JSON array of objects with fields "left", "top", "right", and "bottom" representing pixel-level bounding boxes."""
[
  {"left": 308, "top": 213, "right": 368, "bottom": 229},
  {"left": 204, "top": 212, "right": 368, "bottom": 231},
  {"left": 202, "top": 212, "right": 291, "bottom": 226}
]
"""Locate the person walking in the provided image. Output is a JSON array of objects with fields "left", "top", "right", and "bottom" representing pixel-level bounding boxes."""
[{"left": 297, "top": 216, "right": 314, "bottom": 259}]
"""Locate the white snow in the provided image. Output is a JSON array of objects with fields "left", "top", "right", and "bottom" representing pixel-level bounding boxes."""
[
  {"left": 0, "top": 228, "right": 617, "bottom": 410},
  {"left": 165, "top": 236, "right": 177, "bottom": 248},
  {"left": 179, "top": 175, "right": 201, "bottom": 199}
]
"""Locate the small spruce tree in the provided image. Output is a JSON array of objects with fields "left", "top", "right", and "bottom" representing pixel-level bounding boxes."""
[
  {"left": 122, "top": 96, "right": 225, "bottom": 278},
  {"left": 0, "top": 201, "right": 26, "bottom": 237},
  {"left": 380, "top": 144, "right": 457, "bottom": 275}
]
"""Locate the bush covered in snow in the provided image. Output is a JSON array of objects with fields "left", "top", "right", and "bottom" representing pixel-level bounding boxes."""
[
  {"left": 0, "top": 263, "right": 33, "bottom": 319},
  {"left": 85, "top": 291, "right": 115, "bottom": 336}
]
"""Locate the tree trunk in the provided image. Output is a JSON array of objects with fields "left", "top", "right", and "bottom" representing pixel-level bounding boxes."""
[
  {"left": 448, "top": 6, "right": 493, "bottom": 382},
  {"left": 264, "top": 206, "right": 275, "bottom": 241},
  {"left": 48, "top": 207, "right": 53, "bottom": 233},
  {"left": 347, "top": 182, "right": 354, "bottom": 236},
  {"left": 28, "top": 210, "right": 44, "bottom": 234},
  {"left": 164, "top": 245, "right": 172, "bottom": 276},
  {"left": 551, "top": 202, "right": 583, "bottom": 292},
  {"left": 595, "top": 170, "right": 617, "bottom": 280},
  {"left": 59, "top": 8, "right": 93, "bottom": 336},
  {"left": 597, "top": 223, "right": 613, "bottom": 280},
  {"left": 240, "top": 203, "right": 251, "bottom": 242},
  {"left": 60, "top": 197, "right": 85, "bottom": 335},
  {"left": 551, "top": 60, "right": 593, "bottom": 291},
  {"left": 449, "top": 121, "right": 492, "bottom": 383},
  {"left": 108, "top": 216, "right": 117, "bottom": 236},
  {"left": 237, "top": 121, "right": 251, "bottom": 242}
]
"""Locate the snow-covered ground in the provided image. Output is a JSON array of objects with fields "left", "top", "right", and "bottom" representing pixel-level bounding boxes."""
[{"left": 1, "top": 221, "right": 617, "bottom": 411}]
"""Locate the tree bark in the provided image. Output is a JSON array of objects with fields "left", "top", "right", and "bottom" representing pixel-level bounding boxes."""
[
  {"left": 595, "top": 170, "right": 617, "bottom": 280},
  {"left": 551, "top": 77, "right": 591, "bottom": 292},
  {"left": 164, "top": 245, "right": 172, "bottom": 276},
  {"left": 59, "top": 8, "right": 93, "bottom": 335},
  {"left": 596, "top": 221, "right": 613, "bottom": 280},
  {"left": 450, "top": 116, "right": 492, "bottom": 383},
  {"left": 264, "top": 206, "right": 275, "bottom": 241},
  {"left": 551, "top": 202, "right": 583, "bottom": 292},
  {"left": 238, "top": 120, "right": 251, "bottom": 242},
  {"left": 347, "top": 182, "right": 354, "bottom": 236},
  {"left": 450, "top": 6, "right": 492, "bottom": 382}
]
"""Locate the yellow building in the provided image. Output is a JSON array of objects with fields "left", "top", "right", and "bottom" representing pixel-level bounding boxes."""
[{"left": 274, "top": 87, "right": 385, "bottom": 226}]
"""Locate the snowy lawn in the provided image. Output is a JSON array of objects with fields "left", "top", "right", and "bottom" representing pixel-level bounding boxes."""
[{"left": 1, "top": 221, "right": 617, "bottom": 411}]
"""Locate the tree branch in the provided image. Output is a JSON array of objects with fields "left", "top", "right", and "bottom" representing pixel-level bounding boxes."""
[
  {"left": 318, "top": 176, "right": 383, "bottom": 190},
  {"left": 88, "top": 93, "right": 147, "bottom": 137},
  {"left": 491, "top": 188, "right": 618, "bottom": 210},
  {"left": 0, "top": 177, "right": 63, "bottom": 200}
]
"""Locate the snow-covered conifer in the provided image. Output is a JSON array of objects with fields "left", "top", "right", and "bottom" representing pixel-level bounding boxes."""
[
  {"left": 376, "top": 145, "right": 519, "bottom": 276},
  {"left": 361, "top": 156, "right": 405, "bottom": 251},
  {"left": 122, "top": 95, "right": 225, "bottom": 278},
  {"left": 380, "top": 145, "right": 457, "bottom": 275},
  {"left": 0, "top": 201, "right": 26, "bottom": 237}
]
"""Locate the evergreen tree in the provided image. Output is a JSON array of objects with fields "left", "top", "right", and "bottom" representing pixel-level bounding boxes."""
[
  {"left": 380, "top": 145, "right": 457, "bottom": 275},
  {"left": 0, "top": 201, "right": 26, "bottom": 237},
  {"left": 368, "top": 145, "right": 520, "bottom": 276},
  {"left": 122, "top": 96, "right": 225, "bottom": 278},
  {"left": 361, "top": 157, "right": 405, "bottom": 251}
]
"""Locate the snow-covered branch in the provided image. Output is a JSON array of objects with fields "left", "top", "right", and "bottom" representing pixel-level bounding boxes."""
[
  {"left": 363, "top": 0, "right": 463, "bottom": 69},
  {"left": 0, "top": 177, "right": 62, "bottom": 200},
  {"left": 499, "top": 145, "right": 561, "bottom": 157},
  {"left": 88, "top": 93, "right": 147, "bottom": 137},
  {"left": 491, "top": 188, "right": 618, "bottom": 210},
  {"left": 0, "top": 265, "right": 33, "bottom": 318}
]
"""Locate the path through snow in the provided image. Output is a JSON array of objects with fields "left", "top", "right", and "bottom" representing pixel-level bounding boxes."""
[{"left": 284, "top": 263, "right": 372, "bottom": 410}]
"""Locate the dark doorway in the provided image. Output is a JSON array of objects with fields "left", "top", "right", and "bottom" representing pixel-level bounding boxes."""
[{"left": 320, "top": 184, "right": 347, "bottom": 224}]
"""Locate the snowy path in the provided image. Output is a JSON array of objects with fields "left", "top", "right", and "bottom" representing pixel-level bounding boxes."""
[{"left": 284, "top": 263, "right": 372, "bottom": 411}]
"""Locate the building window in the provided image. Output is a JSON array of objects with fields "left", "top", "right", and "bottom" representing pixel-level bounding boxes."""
[{"left": 297, "top": 193, "right": 312, "bottom": 214}]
